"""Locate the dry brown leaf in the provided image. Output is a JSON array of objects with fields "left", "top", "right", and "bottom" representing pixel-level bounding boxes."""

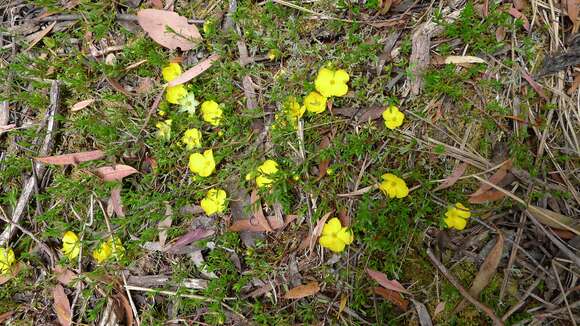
[
  {"left": 106, "top": 77, "right": 134, "bottom": 96},
  {"left": 563, "top": 0, "right": 579, "bottom": 32},
  {"left": 110, "top": 185, "right": 125, "bottom": 217},
  {"left": 53, "top": 284, "right": 72, "bottom": 326},
  {"left": 413, "top": 300, "right": 434, "bottom": 326},
  {"left": 373, "top": 287, "right": 409, "bottom": 310},
  {"left": 379, "top": 0, "right": 393, "bottom": 14},
  {"left": 508, "top": 7, "right": 530, "bottom": 31},
  {"left": 114, "top": 293, "right": 134, "bottom": 326},
  {"left": 165, "top": 228, "right": 214, "bottom": 253},
  {"left": 137, "top": 9, "right": 202, "bottom": 51},
  {"left": 70, "top": 99, "right": 95, "bottom": 112},
  {"left": 470, "top": 160, "right": 512, "bottom": 197},
  {"left": 337, "top": 184, "right": 378, "bottom": 197},
  {"left": 434, "top": 301, "right": 445, "bottom": 317},
  {"left": 513, "top": 0, "right": 528, "bottom": 10},
  {"left": 95, "top": 164, "right": 139, "bottom": 182},
  {"left": 469, "top": 190, "right": 506, "bottom": 204},
  {"left": 25, "top": 22, "right": 56, "bottom": 51},
  {"left": 158, "top": 205, "right": 173, "bottom": 247},
  {"left": 168, "top": 54, "right": 220, "bottom": 87},
  {"left": 0, "top": 124, "right": 16, "bottom": 134},
  {"left": 338, "top": 294, "right": 348, "bottom": 315},
  {"left": 444, "top": 56, "right": 487, "bottom": 64},
  {"left": 283, "top": 281, "right": 320, "bottom": 299},
  {"left": 36, "top": 150, "right": 105, "bottom": 165},
  {"left": 298, "top": 211, "right": 333, "bottom": 250},
  {"left": 316, "top": 132, "right": 335, "bottom": 181},
  {"left": 149, "top": 0, "right": 163, "bottom": 9},
  {"left": 0, "top": 311, "right": 13, "bottom": 323},
  {"left": 455, "top": 230, "right": 504, "bottom": 313},
  {"left": 521, "top": 70, "right": 547, "bottom": 99},
  {"left": 495, "top": 27, "right": 507, "bottom": 41},
  {"left": 434, "top": 163, "right": 468, "bottom": 191},
  {"left": 367, "top": 268, "right": 409, "bottom": 294},
  {"left": 528, "top": 205, "right": 580, "bottom": 235},
  {"left": 54, "top": 266, "right": 76, "bottom": 286},
  {"left": 250, "top": 190, "right": 273, "bottom": 232},
  {"left": 229, "top": 214, "right": 297, "bottom": 232}
]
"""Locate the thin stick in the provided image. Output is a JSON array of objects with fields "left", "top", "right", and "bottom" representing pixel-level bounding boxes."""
[
  {"left": 122, "top": 274, "right": 141, "bottom": 326},
  {"left": 551, "top": 262, "right": 576, "bottom": 325},
  {"left": 0, "top": 80, "right": 59, "bottom": 246},
  {"left": 526, "top": 212, "right": 580, "bottom": 267},
  {"left": 426, "top": 248, "right": 504, "bottom": 325}
]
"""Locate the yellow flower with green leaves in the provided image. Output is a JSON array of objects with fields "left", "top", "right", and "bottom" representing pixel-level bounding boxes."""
[
  {"left": 62, "top": 231, "right": 80, "bottom": 260},
  {"left": 379, "top": 173, "right": 409, "bottom": 198},
  {"left": 156, "top": 119, "right": 172, "bottom": 141},
  {"left": 246, "top": 159, "right": 279, "bottom": 188},
  {"left": 179, "top": 92, "right": 200, "bottom": 115},
  {"left": 319, "top": 218, "right": 353, "bottom": 253},
  {"left": 166, "top": 85, "right": 187, "bottom": 104},
  {"left": 92, "top": 237, "right": 125, "bottom": 264},
  {"left": 303, "top": 91, "right": 327, "bottom": 114},
  {"left": 162, "top": 63, "right": 182, "bottom": 82},
  {"left": 200, "top": 188, "right": 227, "bottom": 216},
  {"left": 200, "top": 100, "right": 223, "bottom": 126},
  {"left": 182, "top": 128, "right": 202, "bottom": 150},
  {"left": 444, "top": 203, "right": 471, "bottom": 230},
  {"left": 188, "top": 149, "right": 216, "bottom": 177},
  {"left": 382, "top": 105, "right": 405, "bottom": 130},
  {"left": 0, "top": 247, "right": 15, "bottom": 275},
  {"left": 315, "top": 67, "right": 349, "bottom": 98}
]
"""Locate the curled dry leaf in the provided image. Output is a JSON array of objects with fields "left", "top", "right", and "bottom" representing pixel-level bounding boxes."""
[
  {"left": 137, "top": 9, "right": 202, "bottom": 51},
  {"left": 298, "top": 211, "right": 333, "bottom": 251},
  {"left": 434, "top": 163, "right": 468, "bottom": 191},
  {"left": 469, "top": 160, "right": 512, "bottom": 203},
  {"left": 527, "top": 205, "right": 580, "bottom": 236},
  {"left": 95, "top": 164, "right": 138, "bottom": 182},
  {"left": 113, "top": 293, "right": 134, "bottom": 326},
  {"left": 36, "top": 150, "right": 105, "bottom": 165},
  {"left": 366, "top": 268, "right": 409, "bottom": 294},
  {"left": 70, "top": 99, "right": 95, "bottom": 112},
  {"left": 54, "top": 266, "right": 76, "bottom": 286},
  {"left": 373, "top": 287, "right": 409, "bottom": 310},
  {"left": 165, "top": 228, "right": 214, "bottom": 253},
  {"left": 167, "top": 54, "right": 220, "bottom": 87},
  {"left": 454, "top": 230, "right": 504, "bottom": 313},
  {"left": 444, "top": 55, "right": 487, "bottom": 64},
  {"left": 53, "top": 284, "right": 72, "bottom": 326},
  {"left": 250, "top": 190, "right": 273, "bottom": 232},
  {"left": 110, "top": 185, "right": 125, "bottom": 217},
  {"left": 283, "top": 281, "right": 320, "bottom": 299}
]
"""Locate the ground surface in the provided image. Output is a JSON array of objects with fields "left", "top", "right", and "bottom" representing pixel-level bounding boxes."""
[{"left": 0, "top": 0, "right": 579, "bottom": 325}]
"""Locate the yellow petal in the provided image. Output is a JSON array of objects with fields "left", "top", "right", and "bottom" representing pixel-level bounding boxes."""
[
  {"left": 322, "top": 217, "right": 342, "bottom": 236},
  {"left": 201, "top": 100, "right": 222, "bottom": 126},
  {"left": 182, "top": 128, "right": 202, "bottom": 150},
  {"left": 444, "top": 216, "right": 467, "bottom": 230},
  {"left": 304, "top": 91, "right": 327, "bottom": 114},
  {"left": 382, "top": 105, "right": 405, "bottom": 130},
  {"left": 0, "top": 247, "right": 15, "bottom": 275},
  {"left": 334, "top": 69, "right": 350, "bottom": 83},
  {"left": 256, "top": 175, "right": 274, "bottom": 188},
  {"left": 166, "top": 85, "right": 187, "bottom": 104},
  {"left": 258, "top": 160, "right": 279, "bottom": 175},
  {"left": 62, "top": 231, "right": 80, "bottom": 260},
  {"left": 162, "top": 63, "right": 182, "bottom": 82},
  {"left": 337, "top": 227, "right": 354, "bottom": 245}
]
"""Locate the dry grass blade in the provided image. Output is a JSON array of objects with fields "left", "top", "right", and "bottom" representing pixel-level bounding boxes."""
[
  {"left": 52, "top": 284, "right": 72, "bottom": 326},
  {"left": 527, "top": 205, "right": 580, "bottom": 235},
  {"left": 444, "top": 56, "right": 487, "bottom": 64},
  {"left": 25, "top": 21, "right": 56, "bottom": 51},
  {"left": 283, "top": 281, "right": 320, "bottom": 299},
  {"left": 454, "top": 229, "right": 504, "bottom": 313}
]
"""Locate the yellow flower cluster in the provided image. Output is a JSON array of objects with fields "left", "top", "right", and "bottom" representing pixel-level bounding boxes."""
[
  {"left": 201, "top": 188, "right": 227, "bottom": 215},
  {"left": 306, "top": 67, "right": 350, "bottom": 114},
  {"left": 92, "top": 237, "right": 125, "bottom": 263},
  {"left": 444, "top": 203, "right": 471, "bottom": 230}
]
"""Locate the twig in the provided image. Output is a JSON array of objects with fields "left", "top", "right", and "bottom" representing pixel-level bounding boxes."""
[
  {"left": 0, "top": 80, "right": 59, "bottom": 246},
  {"left": 426, "top": 248, "right": 504, "bottom": 325},
  {"left": 501, "top": 278, "right": 541, "bottom": 321},
  {"left": 0, "top": 206, "right": 56, "bottom": 267},
  {"left": 551, "top": 261, "right": 577, "bottom": 326},
  {"left": 122, "top": 273, "right": 141, "bottom": 326},
  {"left": 35, "top": 13, "right": 204, "bottom": 24},
  {"left": 526, "top": 212, "right": 580, "bottom": 267}
]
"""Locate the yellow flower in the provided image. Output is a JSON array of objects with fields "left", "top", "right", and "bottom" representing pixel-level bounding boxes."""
[
  {"left": 201, "top": 100, "right": 223, "bottom": 126},
  {"left": 62, "top": 231, "right": 80, "bottom": 260},
  {"left": 0, "top": 247, "right": 15, "bottom": 275},
  {"left": 188, "top": 149, "right": 216, "bottom": 177},
  {"left": 382, "top": 105, "right": 405, "bottom": 130},
  {"left": 162, "top": 63, "right": 182, "bottom": 82},
  {"left": 315, "top": 67, "right": 349, "bottom": 98},
  {"left": 179, "top": 92, "right": 200, "bottom": 115},
  {"left": 319, "top": 218, "right": 353, "bottom": 253},
  {"left": 156, "top": 119, "right": 172, "bottom": 141},
  {"left": 166, "top": 84, "right": 188, "bottom": 104},
  {"left": 304, "top": 91, "right": 327, "bottom": 114},
  {"left": 247, "top": 159, "right": 279, "bottom": 188},
  {"left": 444, "top": 203, "right": 471, "bottom": 230},
  {"left": 267, "top": 49, "right": 278, "bottom": 61},
  {"left": 379, "top": 173, "right": 409, "bottom": 198},
  {"left": 200, "top": 188, "right": 227, "bottom": 215},
  {"left": 182, "top": 128, "right": 202, "bottom": 150},
  {"left": 92, "top": 237, "right": 125, "bottom": 264},
  {"left": 286, "top": 97, "right": 305, "bottom": 120}
]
